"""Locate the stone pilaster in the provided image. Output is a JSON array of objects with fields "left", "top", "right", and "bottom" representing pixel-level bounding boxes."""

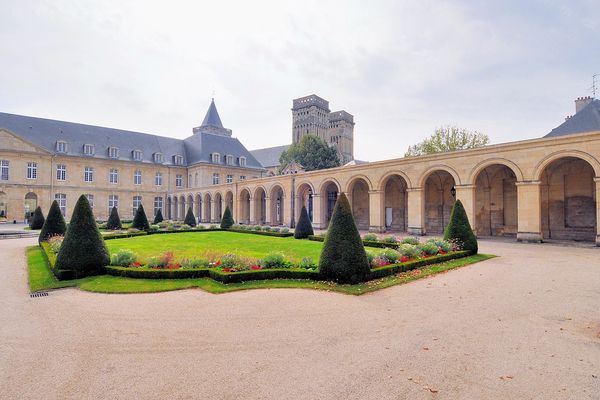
[
  {"left": 368, "top": 190, "right": 385, "bottom": 232},
  {"left": 455, "top": 184, "right": 476, "bottom": 233},
  {"left": 407, "top": 188, "right": 425, "bottom": 235},
  {"left": 516, "top": 181, "right": 543, "bottom": 243}
]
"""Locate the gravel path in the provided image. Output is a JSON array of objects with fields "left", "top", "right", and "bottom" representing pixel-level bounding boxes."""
[{"left": 1, "top": 237, "right": 599, "bottom": 399}]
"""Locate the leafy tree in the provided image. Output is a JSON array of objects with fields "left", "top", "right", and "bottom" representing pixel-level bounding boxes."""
[
  {"left": 29, "top": 206, "right": 45, "bottom": 230},
  {"left": 279, "top": 134, "right": 340, "bottom": 172},
  {"left": 294, "top": 205, "right": 314, "bottom": 239},
  {"left": 39, "top": 200, "right": 67, "bottom": 243},
  {"left": 220, "top": 206, "right": 234, "bottom": 229},
  {"left": 55, "top": 195, "right": 109, "bottom": 277},
  {"left": 106, "top": 206, "right": 122, "bottom": 230},
  {"left": 184, "top": 207, "right": 197, "bottom": 227},
  {"left": 319, "top": 193, "right": 370, "bottom": 283},
  {"left": 444, "top": 199, "right": 478, "bottom": 254},
  {"left": 153, "top": 208, "right": 164, "bottom": 224},
  {"left": 132, "top": 204, "right": 150, "bottom": 230},
  {"left": 405, "top": 126, "right": 490, "bottom": 157}
]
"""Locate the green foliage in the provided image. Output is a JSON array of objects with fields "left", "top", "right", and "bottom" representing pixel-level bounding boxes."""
[
  {"left": 381, "top": 249, "right": 400, "bottom": 263},
  {"left": 55, "top": 195, "right": 109, "bottom": 277},
  {"left": 110, "top": 249, "right": 138, "bottom": 267},
  {"left": 405, "top": 125, "right": 490, "bottom": 157},
  {"left": 363, "top": 233, "right": 377, "bottom": 241},
  {"left": 106, "top": 206, "right": 122, "bottom": 230},
  {"left": 318, "top": 193, "right": 370, "bottom": 283},
  {"left": 427, "top": 238, "right": 452, "bottom": 252},
  {"left": 294, "top": 205, "right": 314, "bottom": 239},
  {"left": 48, "top": 235, "right": 64, "bottom": 253},
  {"left": 220, "top": 206, "right": 234, "bottom": 229},
  {"left": 132, "top": 204, "right": 150, "bottom": 230},
  {"left": 153, "top": 208, "right": 164, "bottom": 224},
  {"left": 298, "top": 256, "right": 317, "bottom": 270},
  {"left": 29, "top": 206, "right": 45, "bottom": 229},
  {"left": 260, "top": 252, "right": 288, "bottom": 269},
  {"left": 262, "top": 225, "right": 272, "bottom": 231},
  {"left": 39, "top": 200, "right": 67, "bottom": 243},
  {"left": 420, "top": 243, "right": 439, "bottom": 256},
  {"left": 279, "top": 134, "right": 341, "bottom": 172},
  {"left": 401, "top": 236, "right": 420, "bottom": 245},
  {"left": 444, "top": 199, "right": 478, "bottom": 254},
  {"left": 399, "top": 244, "right": 421, "bottom": 259},
  {"left": 383, "top": 236, "right": 398, "bottom": 243},
  {"left": 184, "top": 207, "right": 196, "bottom": 227}
]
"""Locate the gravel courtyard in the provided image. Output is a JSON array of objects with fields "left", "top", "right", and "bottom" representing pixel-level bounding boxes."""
[{"left": 1, "top": 237, "right": 598, "bottom": 399}]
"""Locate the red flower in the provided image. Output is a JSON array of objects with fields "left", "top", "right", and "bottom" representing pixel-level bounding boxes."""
[
  {"left": 251, "top": 265, "right": 261, "bottom": 270},
  {"left": 222, "top": 267, "right": 232, "bottom": 272},
  {"left": 400, "top": 256, "right": 410, "bottom": 263},
  {"left": 216, "top": 260, "right": 221, "bottom": 266}
]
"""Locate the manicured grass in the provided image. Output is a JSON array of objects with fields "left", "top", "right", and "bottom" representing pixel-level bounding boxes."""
[
  {"left": 27, "top": 246, "right": 495, "bottom": 295},
  {"left": 105, "top": 231, "right": 327, "bottom": 262}
]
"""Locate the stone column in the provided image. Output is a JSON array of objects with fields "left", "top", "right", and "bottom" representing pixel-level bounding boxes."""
[
  {"left": 595, "top": 177, "right": 600, "bottom": 246},
  {"left": 248, "top": 198, "right": 255, "bottom": 225},
  {"left": 516, "top": 181, "right": 542, "bottom": 243},
  {"left": 312, "top": 194, "right": 324, "bottom": 229},
  {"left": 264, "top": 196, "right": 271, "bottom": 225},
  {"left": 210, "top": 200, "right": 217, "bottom": 223},
  {"left": 407, "top": 188, "right": 425, "bottom": 235},
  {"left": 170, "top": 200, "right": 175, "bottom": 221},
  {"left": 368, "top": 190, "right": 385, "bottom": 232},
  {"left": 455, "top": 184, "right": 476, "bottom": 233},
  {"left": 284, "top": 194, "right": 292, "bottom": 227}
]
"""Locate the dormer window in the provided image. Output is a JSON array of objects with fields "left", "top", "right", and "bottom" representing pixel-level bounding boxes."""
[
  {"left": 211, "top": 153, "right": 221, "bottom": 164},
  {"left": 56, "top": 141, "right": 67, "bottom": 153},
  {"left": 153, "top": 153, "right": 163, "bottom": 163},
  {"left": 173, "top": 155, "right": 184, "bottom": 165},
  {"left": 83, "top": 144, "right": 95, "bottom": 156},
  {"left": 226, "top": 155, "right": 234, "bottom": 165},
  {"left": 239, "top": 156, "right": 246, "bottom": 167},
  {"left": 108, "top": 147, "right": 119, "bottom": 158},
  {"left": 132, "top": 150, "right": 143, "bottom": 161}
]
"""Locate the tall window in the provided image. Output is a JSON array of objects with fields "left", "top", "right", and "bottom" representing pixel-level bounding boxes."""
[
  {"left": 109, "top": 168, "right": 118, "bottom": 184},
  {"left": 176, "top": 174, "right": 182, "bottom": 187},
  {"left": 132, "top": 150, "right": 143, "bottom": 161},
  {"left": 132, "top": 196, "right": 142, "bottom": 215},
  {"left": 85, "top": 194, "right": 94, "bottom": 209},
  {"left": 84, "top": 167, "right": 94, "bottom": 182},
  {"left": 1, "top": 160, "right": 9, "bottom": 181},
  {"left": 108, "top": 147, "right": 119, "bottom": 158},
  {"left": 154, "top": 196, "right": 163, "bottom": 216},
  {"left": 212, "top": 173, "right": 220, "bottom": 185},
  {"left": 134, "top": 170, "right": 142, "bottom": 185},
  {"left": 155, "top": 172, "right": 163, "bottom": 186},
  {"left": 108, "top": 195, "right": 119, "bottom": 213},
  {"left": 83, "top": 144, "right": 95, "bottom": 155},
  {"left": 211, "top": 153, "right": 221, "bottom": 164},
  {"left": 226, "top": 174, "right": 233, "bottom": 183},
  {"left": 239, "top": 157, "right": 246, "bottom": 167},
  {"left": 56, "top": 141, "right": 67, "bottom": 153},
  {"left": 55, "top": 193, "right": 66, "bottom": 216},
  {"left": 56, "top": 164, "right": 66, "bottom": 181},
  {"left": 27, "top": 162, "right": 37, "bottom": 179}
]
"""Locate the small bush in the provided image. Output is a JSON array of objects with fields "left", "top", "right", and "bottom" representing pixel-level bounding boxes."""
[
  {"left": 399, "top": 243, "right": 421, "bottom": 259},
  {"left": 149, "top": 224, "right": 160, "bottom": 232},
  {"left": 253, "top": 225, "right": 262, "bottom": 231},
  {"left": 97, "top": 222, "right": 107, "bottom": 229},
  {"left": 132, "top": 204, "right": 150, "bottom": 230},
  {"left": 427, "top": 238, "right": 452, "bottom": 253},
  {"left": 444, "top": 199, "right": 478, "bottom": 254},
  {"left": 29, "top": 206, "right": 45, "bottom": 229},
  {"left": 220, "top": 206, "right": 234, "bottom": 229},
  {"left": 110, "top": 249, "right": 138, "bottom": 267},
  {"left": 262, "top": 226, "right": 272, "bottom": 232},
  {"left": 298, "top": 257, "right": 316, "bottom": 270},
  {"left": 39, "top": 200, "right": 67, "bottom": 243},
  {"left": 420, "top": 243, "right": 439, "bottom": 256},
  {"left": 281, "top": 227, "right": 289, "bottom": 233},
  {"left": 153, "top": 209, "right": 164, "bottom": 224},
  {"left": 184, "top": 207, "right": 196, "bottom": 227},
  {"left": 106, "top": 206, "right": 122, "bottom": 230},
  {"left": 271, "top": 227, "right": 280, "bottom": 233},
  {"left": 260, "top": 252, "right": 288, "bottom": 269},
  {"left": 232, "top": 224, "right": 241, "bottom": 230},
  {"left": 383, "top": 236, "right": 397, "bottom": 243},
  {"left": 48, "top": 234, "right": 64, "bottom": 253},
  {"left": 146, "top": 252, "right": 175, "bottom": 268},
  {"left": 363, "top": 233, "right": 377, "bottom": 241},
  {"left": 381, "top": 249, "right": 400, "bottom": 263},
  {"left": 219, "top": 253, "right": 240, "bottom": 268},
  {"left": 180, "top": 258, "right": 210, "bottom": 268},
  {"left": 401, "top": 236, "right": 419, "bottom": 245},
  {"left": 294, "top": 206, "right": 314, "bottom": 239},
  {"left": 209, "top": 224, "right": 218, "bottom": 229}
]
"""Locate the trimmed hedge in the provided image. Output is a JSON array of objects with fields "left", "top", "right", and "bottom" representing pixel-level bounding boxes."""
[
  {"left": 220, "top": 206, "right": 234, "bottom": 229},
  {"left": 30, "top": 206, "right": 45, "bottom": 230},
  {"left": 103, "top": 231, "right": 149, "bottom": 240},
  {"left": 444, "top": 199, "right": 478, "bottom": 254},
  {"left": 153, "top": 209, "right": 164, "bottom": 224},
  {"left": 107, "top": 206, "right": 122, "bottom": 230},
  {"left": 40, "top": 239, "right": 76, "bottom": 280},
  {"left": 308, "top": 235, "right": 400, "bottom": 249},
  {"left": 132, "top": 204, "right": 150, "bottom": 230},
  {"left": 227, "top": 229, "right": 293, "bottom": 238},
  {"left": 39, "top": 200, "right": 67, "bottom": 243},
  {"left": 367, "top": 251, "right": 469, "bottom": 280},
  {"left": 294, "top": 206, "right": 314, "bottom": 239}
]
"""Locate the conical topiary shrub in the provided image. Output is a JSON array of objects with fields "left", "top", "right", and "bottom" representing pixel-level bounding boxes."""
[
  {"left": 153, "top": 208, "right": 164, "bottom": 224},
  {"left": 106, "top": 206, "right": 122, "bottom": 230},
  {"left": 29, "top": 206, "right": 45, "bottom": 230},
  {"left": 318, "top": 193, "right": 370, "bottom": 283},
  {"left": 184, "top": 207, "right": 196, "bottom": 227},
  {"left": 132, "top": 204, "right": 150, "bottom": 230},
  {"left": 39, "top": 200, "right": 67, "bottom": 243},
  {"left": 55, "top": 195, "right": 109, "bottom": 278},
  {"left": 294, "top": 205, "right": 314, "bottom": 239},
  {"left": 220, "top": 206, "right": 234, "bottom": 229},
  {"left": 444, "top": 199, "right": 478, "bottom": 254}
]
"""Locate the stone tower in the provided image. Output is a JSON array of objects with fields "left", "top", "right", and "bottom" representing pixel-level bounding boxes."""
[{"left": 291, "top": 94, "right": 354, "bottom": 164}]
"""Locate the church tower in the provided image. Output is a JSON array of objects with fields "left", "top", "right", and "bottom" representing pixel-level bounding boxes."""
[
  {"left": 328, "top": 111, "right": 354, "bottom": 164},
  {"left": 193, "top": 98, "right": 232, "bottom": 136}
]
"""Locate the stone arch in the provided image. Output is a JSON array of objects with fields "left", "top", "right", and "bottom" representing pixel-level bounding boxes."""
[
  {"left": 468, "top": 158, "right": 524, "bottom": 184},
  {"left": 203, "top": 193, "right": 212, "bottom": 223},
  {"left": 347, "top": 177, "right": 370, "bottom": 230},
  {"left": 533, "top": 150, "right": 600, "bottom": 181},
  {"left": 423, "top": 170, "right": 456, "bottom": 234},
  {"left": 418, "top": 165, "right": 461, "bottom": 188},
  {"left": 214, "top": 192, "right": 223, "bottom": 222},
  {"left": 253, "top": 186, "right": 267, "bottom": 225},
  {"left": 381, "top": 174, "right": 409, "bottom": 232},
  {"left": 239, "top": 188, "right": 251, "bottom": 224},
  {"left": 474, "top": 164, "right": 518, "bottom": 236},
  {"left": 24, "top": 192, "right": 38, "bottom": 220},
  {"left": 195, "top": 193, "right": 202, "bottom": 222},
  {"left": 270, "top": 184, "right": 285, "bottom": 225},
  {"left": 377, "top": 171, "right": 413, "bottom": 191},
  {"left": 320, "top": 180, "right": 340, "bottom": 226},
  {"left": 344, "top": 174, "right": 374, "bottom": 193},
  {"left": 540, "top": 156, "right": 596, "bottom": 242},
  {"left": 296, "top": 182, "right": 315, "bottom": 222}
]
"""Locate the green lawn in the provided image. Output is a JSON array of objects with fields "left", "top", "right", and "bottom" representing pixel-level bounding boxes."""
[
  {"left": 106, "top": 231, "right": 328, "bottom": 262},
  {"left": 27, "top": 245, "right": 495, "bottom": 295}
]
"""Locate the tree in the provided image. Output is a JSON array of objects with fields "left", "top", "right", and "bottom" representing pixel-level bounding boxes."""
[
  {"left": 29, "top": 206, "right": 45, "bottom": 230},
  {"left": 444, "top": 199, "right": 478, "bottom": 254},
  {"left": 220, "top": 206, "right": 234, "bottom": 229},
  {"left": 318, "top": 193, "right": 370, "bottom": 283},
  {"left": 405, "top": 126, "right": 490, "bottom": 157},
  {"left": 55, "top": 195, "right": 109, "bottom": 277},
  {"left": 153, "top": 208, "right": 164, "bottom": 224},
  {"left": 106, "top": 206, "right": 122, "bottom": 230},
  {"left": 279, "top": 134, "right": 340, "bottom": 172},
  {"left": 132, "top": 204, "right": 150, "bottom": 230},
  {"left": 184, "top": 207, "right": 196, "bottom": 227},
  {"left": 39, "top": 200, "right": 67, "bottom": 243},
  {"left": 294, "top": 205, "right": 314, "bottom": 239}
]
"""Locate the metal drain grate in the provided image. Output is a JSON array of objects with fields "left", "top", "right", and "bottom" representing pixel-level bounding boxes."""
[{"left": 30, "top": 292, "right": 49, "bottom": 298}]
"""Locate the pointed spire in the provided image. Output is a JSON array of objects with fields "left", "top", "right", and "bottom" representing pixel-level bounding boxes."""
[{"left": 201, "top": 98, "right": 224, "bottom": 128}]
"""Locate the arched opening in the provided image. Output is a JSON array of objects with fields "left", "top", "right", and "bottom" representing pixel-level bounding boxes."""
[
  {"left": 348, "top": 178, "right": 370, "bottom": 230},
  {"left": 195, "top": 194, "right": 202, "bottom": 222},
  {"left": 270, "top": 185, "right": 284, "bottom": 226},
  {"left": 214, "top": 193, "right": 223, "bottom": 222},
  {"left": 474, "top": 164, "right": 518, "bottom": 236},
  {"left": 424, "top": 170, "right": 456, "bottom": 234},
  {"left": 382, "top": 174, "right": 408, "bottom": 232},
  {"left": 0, "top": 191, "right": 7, "bottom": 219},
  {"left": 179, "top": 195, "right": 186, "bottom": 220},
  {"left": 166, "top": 197, "right": 172, "bottom": 220},
  {"left": 320, "top": 181, "right": 339, "bottom": 227},
  {"left": 172, "top": 197, "right": 178, "bottom": 220},
  {"left": 203, "top": 193, "right": 212, "bottom": 223},
  {"left": 240, "top": 189, "right": 251, "bottom": 224},
  {"left": 254, "top": 187, "right": 266, "bottom": 225},
  {"left": 540, "top": 157, "right": 596, "bottom": 241},
  {"left": 225, "top": 191, "right": 234, "bottom": 214},
  {"left": 24, "top": 192, "right": 38, "bottom": 221},
  {"left": 296, "top": 183, "right": 314, "bottom": 222}
]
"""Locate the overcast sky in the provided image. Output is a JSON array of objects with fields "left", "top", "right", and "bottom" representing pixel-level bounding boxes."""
[{"left": 1, "top": 0, "right": 598, "bottom": 161}]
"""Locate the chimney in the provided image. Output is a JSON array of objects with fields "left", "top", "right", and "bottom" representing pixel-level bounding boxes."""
[{"left": 575, "top": 96, "right": 593, "bottom": 114}]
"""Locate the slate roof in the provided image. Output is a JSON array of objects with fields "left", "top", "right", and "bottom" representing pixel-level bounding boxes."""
[
  {"left": 545, "top": 99, "right": 600, "bottom": 137},
  {"left": 184, "top": 132, "right": 263, "bottom": 168},
  {"left": 201, "top": 98, "right": 224, "bottom": 128},
  {"left": 250, "top": 144, "right": 290, "bottom": 168}
]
